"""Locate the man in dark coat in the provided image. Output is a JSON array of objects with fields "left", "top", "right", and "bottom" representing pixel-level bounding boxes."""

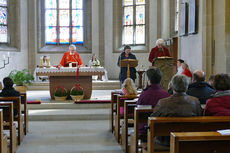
[
  {"left": 0, "top": 77, "right": 20, "bottom": 117},
  {"left": 117, "top": 45, "right": 137, "bottom": 83},
  {"left": 187, "top": 70, "right": 215, "bottom": 104}
]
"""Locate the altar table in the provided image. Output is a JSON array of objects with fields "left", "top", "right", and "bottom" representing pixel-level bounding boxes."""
[{"left": 35, "top": 67, "right": 105, "bottom": 99}]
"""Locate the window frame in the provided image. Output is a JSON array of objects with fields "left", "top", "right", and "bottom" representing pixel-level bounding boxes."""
[
  {"left": 0, "top": 0, "right": 8, "bottom": 44},
  {"left": 0, "top": 0, "right": 19, "bottom": 52},
  {"left": 122, "top": 0, "right": 146, "bottom": 46},
  {"left": 39, "top": 0, "right": 92, "bottom": 53}
]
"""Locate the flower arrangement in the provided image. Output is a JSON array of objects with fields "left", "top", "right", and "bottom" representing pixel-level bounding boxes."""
[
  {"left": 54, "top": 86, "right": 67, "bottom": 101},
  {"left": 70, "top": 84, "right": 84, "bottom": 101}
]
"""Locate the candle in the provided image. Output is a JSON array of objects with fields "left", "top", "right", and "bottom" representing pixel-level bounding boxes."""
[
  {"left": 7, "top": 52, "right": 10, "bottom": 57},
  {"left": 47, "top": 56, "right": 50, "bottom": 67},
  {"left": 3, "top": 55, "right": 5, "bottom": 60},
  {"left": 40, "top": 57, "right": 43, "bottom": 67}
]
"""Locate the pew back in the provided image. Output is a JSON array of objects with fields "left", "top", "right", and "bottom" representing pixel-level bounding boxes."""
[
  {"left": 0, "top": 97, "right": 24, "bottom": 144},
  {"left": 0, "top": 102, "right": 17, "bottom": 153},
  {"left": 147, "top": 116, "right": 230, "bottom": 153},
  {"left": 122, "top": 100, "right": 137, "bottom": 153},
  {"left": 130, "top": 107, "right": 154, "bottom": 153},
  {"left": 115, "top": 95, "right": 138, "bottom": 142},
  {"left": 170, "top": 131, "right": 230, "bottom": 153}
]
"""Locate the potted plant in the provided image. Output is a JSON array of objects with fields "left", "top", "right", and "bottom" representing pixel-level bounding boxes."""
[
  {"left": 70, "top": 84, "right": 84, "bottom": 101},
  {"left": 54, "top": 86, "right": 68, "bottom": 101},
  {"left": 9, "top": 69, "right": 34, "bottom": 93}
]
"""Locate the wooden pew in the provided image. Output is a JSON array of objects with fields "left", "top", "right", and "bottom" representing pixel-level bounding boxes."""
[
  {"left": 129, "top": 106, "right": 154, "bottom": 153},
  {"left": 20, "top": 93, "right": 28, "bottom": 134},
  {"left": 170, "top": 131, "right": 230, "bottom": 153},
  {"left": 115, "top": 95, "right": 138, "bottom": 143},
  {"left": 121, "top": 99, "right": 137, "bottom": 153},
  {"left": 0, "top": 102, "right": 17, "bottom": 153},
  {"left": 147, "top": 116, "right": 230, "bottom": 153},
  {"left": 0, "top": 109, "right": 8, "bottom": 153},
  {"left": 110, "top": 91, "right": 121, "bottom": 133},
  {"left": 0, "top": 97, "right": 24, "bottom": 145}
]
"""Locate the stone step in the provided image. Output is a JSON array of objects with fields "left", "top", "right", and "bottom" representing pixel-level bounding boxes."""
[
  {"left": 29, "top": 108, "right": 110, "bottom": 121},
  {"left": 27, "top": 80, "right": 121, "bottom": 90},
  {"left": 28, "top": 103, "right": 111, "bottom": 110}
]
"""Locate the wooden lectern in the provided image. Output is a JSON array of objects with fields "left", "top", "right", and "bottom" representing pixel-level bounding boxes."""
[
  {"left": 119, "top": 59, "right": 138, "bottom": 78},
  {"left": 152, "top": 57, "right": 175, "bottom": 90}
]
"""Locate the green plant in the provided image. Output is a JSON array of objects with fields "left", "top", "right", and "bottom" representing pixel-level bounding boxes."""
[
  {"left": 54, "top": 87, "right": 67, "bottom": 97},
  {"left": 70, "top": 85, "right": 84, "bottom": 95},
  {"left": 9, "top": 69, "right": 34, "bottom": 86}
]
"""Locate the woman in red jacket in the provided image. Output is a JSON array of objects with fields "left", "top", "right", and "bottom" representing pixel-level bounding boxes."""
[
  {"left": 182, "top": 63, "right": 192, "bottom": 82},
  {"left": 204, "top": 74, "right": 230, "bottom": 116}
]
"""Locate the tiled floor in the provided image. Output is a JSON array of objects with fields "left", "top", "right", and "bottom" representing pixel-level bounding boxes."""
[
  {"left": 16, "top": 120, "right": 123, "bottom": 153},
  {"left": 16, "top": 90, "right": 123, "bottom": 153}
]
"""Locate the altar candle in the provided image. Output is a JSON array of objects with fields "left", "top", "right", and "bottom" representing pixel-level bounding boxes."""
[
  {"left": 40, "top": 57, "right": 43, "bottom": 67},
  {"left": 47, "top": 56, "right": 50, "bottom": 67}
]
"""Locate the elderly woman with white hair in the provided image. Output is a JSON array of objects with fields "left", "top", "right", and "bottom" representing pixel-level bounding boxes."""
[
  {"left": 59, "top": 44, "right": 84, "bottom": 67},
  {"left": 148, "top": 38, "right": 171, "bottom": 66}
]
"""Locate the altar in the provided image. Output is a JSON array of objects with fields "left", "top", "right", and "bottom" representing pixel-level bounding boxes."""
[{"left": 35, "top": 67, "right": 105, "bottom": 99}]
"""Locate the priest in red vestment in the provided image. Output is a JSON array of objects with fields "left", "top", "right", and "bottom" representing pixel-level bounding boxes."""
[
  {"left": 59, "top": 44, "right": 84, "bottom": 67},
  {"left": 148, "top": 39, "right": 171, "bottom": 66}
]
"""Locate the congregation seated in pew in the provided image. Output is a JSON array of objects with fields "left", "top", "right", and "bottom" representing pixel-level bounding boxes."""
[
  {"left": 120, "top": 78, "right": 137, "bottom": 115},
  {"left": 204, "top": 73, "right": 230, "bottom": 116},
  {"left": 187, "top": 70, "right": 215, "bottom": 104},
  {"left": 137, "top": 67, "right": 170, "bottom": 136},
  {"left": 0, "top": 77, "right": 20, "bottom": 117},
  {"left": 151, "top": 74, "right": 202, "bottom": 147}
]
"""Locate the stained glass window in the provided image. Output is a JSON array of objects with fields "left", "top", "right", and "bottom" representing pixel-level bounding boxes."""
[
  {"left": 0, "top": 0, "right": 7, "bottom": 43},
  {"left": 45, "top": 0, "right": 84, "bottom": 45},
  {"left": 122, "top": 0, "right": 145, "bottom": 45}
]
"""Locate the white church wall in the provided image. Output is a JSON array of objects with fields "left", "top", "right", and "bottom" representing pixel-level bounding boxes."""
[
  {"left": 0, "top": 0, "right": 28, "bottom": 82},
  {"left": 179, "top": 0, "right": 203, "bottom": 73}
]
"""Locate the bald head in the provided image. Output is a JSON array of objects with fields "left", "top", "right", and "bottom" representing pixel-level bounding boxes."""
[{"left": 193, "top": 70, "right": 205, "bottom": 82}]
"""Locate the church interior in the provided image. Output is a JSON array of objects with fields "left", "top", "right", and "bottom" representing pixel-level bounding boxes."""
[{"left": 0, "top": 0, "right": 230, "bottom": 153}]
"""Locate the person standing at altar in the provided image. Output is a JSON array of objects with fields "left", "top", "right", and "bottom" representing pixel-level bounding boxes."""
[
  {"left": 59, "top": 44, "right": 84, "bottom": 67},
  {"left": 148, "top": 39, "right": 171, "bottom": 66},
  {"left": 117, "top": 45, "right": 137, "bottom": 83}
]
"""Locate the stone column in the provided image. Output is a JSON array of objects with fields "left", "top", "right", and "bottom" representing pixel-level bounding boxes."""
[{"left": 161, "top": 0, "right": 170, "bottom": 39}]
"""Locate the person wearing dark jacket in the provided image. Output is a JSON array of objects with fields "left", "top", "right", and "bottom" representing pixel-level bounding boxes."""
[
  {"left": 187, "top": 70, "right": 215, "bottom": 104},
  {"left": 151, "top": 75, "right": 202, "bottom": 147},
  {"left": 0, "top": 77, "right": 20, "bottom": 117},
  {"left": 117, "top": 45, "right": 137, "bottom": 83},
  {"left": 204, "top": 74, "right": 230, "bottom": 116},
  {"left": 0, "top": 77, "right": 20, "bottom": 97}
]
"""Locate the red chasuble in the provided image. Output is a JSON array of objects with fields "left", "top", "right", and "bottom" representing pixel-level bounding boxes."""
[{"left": 59, "top": 51, "right": 83, "bottom": 67}]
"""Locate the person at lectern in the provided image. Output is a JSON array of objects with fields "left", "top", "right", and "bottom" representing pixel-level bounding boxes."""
[
  {"left": 117, "top": 45, "right": 137, "bottom": 83},
  {"left": 148, "top": 38, "right": 171, "bottom": 66},
  {"left": 59, "top": 44, "right": 83, "bottom": 67}
]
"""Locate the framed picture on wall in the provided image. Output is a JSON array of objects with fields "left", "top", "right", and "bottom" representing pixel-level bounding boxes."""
[
  {"left": 188, "top": 0, "right": 198, "bottom": 34},
  {"left": 179, "top": 3, "right": 188, "bottom": 36}
]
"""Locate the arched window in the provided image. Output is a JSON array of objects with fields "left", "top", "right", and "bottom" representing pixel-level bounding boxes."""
[
  {"left": 122, "top": 0, "right": 146, "bottom": 45},
  {"left": 45, "top": 0, "right": 83, "bottom": 45},
  {"left": 0, "top": 0, "right": 8, "bottom": 43}
]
